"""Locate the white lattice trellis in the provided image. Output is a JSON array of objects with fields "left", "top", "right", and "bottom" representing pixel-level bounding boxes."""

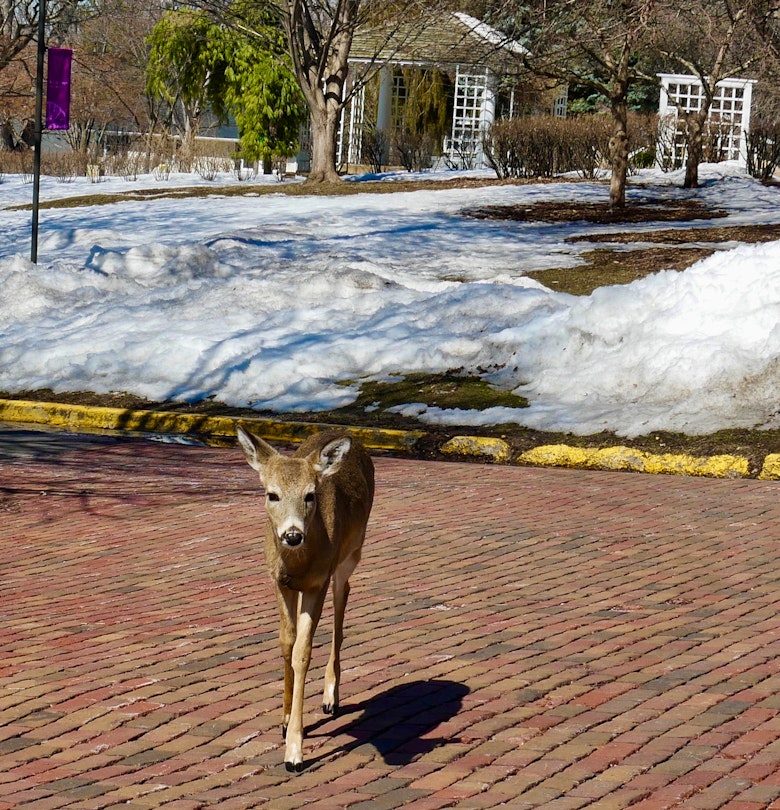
[
  {"left": 447, "top": 66, "right": 495, "bottom": 169},
  {"left": 657, "top": 73, "right": 756, "bottom": 168}
]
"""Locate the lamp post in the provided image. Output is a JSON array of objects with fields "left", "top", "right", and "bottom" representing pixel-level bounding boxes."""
[{"left": 31, "top": 0, "right": 46, "bottom": 264}]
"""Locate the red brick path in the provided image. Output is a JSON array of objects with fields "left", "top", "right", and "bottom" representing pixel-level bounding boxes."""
[{"left": 2, "top": 431, "right": 780, "bottom": 809}]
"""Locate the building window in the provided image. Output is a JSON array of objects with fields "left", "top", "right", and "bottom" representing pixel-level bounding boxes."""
[{"left": 391, "top": 71, "right": 408, "bottom": 131}]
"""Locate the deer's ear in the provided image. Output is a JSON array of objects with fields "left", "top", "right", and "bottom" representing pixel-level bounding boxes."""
[
  {"left": 236, "top": 425, "right": 278, "bottom": 472},
  {"left": 314, "top": 437, "right": 352, "bottom": 477}
]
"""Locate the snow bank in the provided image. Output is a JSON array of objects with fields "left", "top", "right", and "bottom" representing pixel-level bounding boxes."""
[{"left": 1, "top": 164, "right": 779, "bottom": 437}]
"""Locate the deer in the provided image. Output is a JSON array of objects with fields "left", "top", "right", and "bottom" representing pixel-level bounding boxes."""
[{"left": 236, "top": 425, "right": 375, "bottom": 772}]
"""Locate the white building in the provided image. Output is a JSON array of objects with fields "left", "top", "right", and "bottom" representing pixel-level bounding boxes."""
[{"left": 331, "top": 12, "right": 566, "bottom": 172}]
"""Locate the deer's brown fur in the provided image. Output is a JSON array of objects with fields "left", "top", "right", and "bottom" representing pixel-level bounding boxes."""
[{"left": 237, "top": 426, "right": 374, "bottom": 771}]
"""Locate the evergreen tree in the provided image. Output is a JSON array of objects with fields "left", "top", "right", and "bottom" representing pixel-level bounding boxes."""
[
  {"left": 146, "top": 6, "right": 305, "bottom": 166},
  {"left": 216, "top": 34, "right": 306, "bottom": 163}
]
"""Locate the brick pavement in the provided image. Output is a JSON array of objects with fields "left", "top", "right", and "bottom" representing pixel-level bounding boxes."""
[{"left": 2, "top": 429, "right": 780, "bottom": 809}]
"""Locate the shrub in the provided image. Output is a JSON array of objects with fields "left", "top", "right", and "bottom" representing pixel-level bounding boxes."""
[
  {"left": 484, "top": 115, "right": 608, "bottom": 179},
  {"left": 0, "top": 149, "right": 33, "bottom": 181},
  {"left": 393, "top": 128, "right": 435, "bottom": 172},
  {"left": 567, "top": 115, "right": 612, "bottom": 178},
  {"left": 484, "top": 113, "right": 658, "bottom": 179},
  {"left": 360, "top": 125, "right": 389, "bottom": 173},
  {"left": 44, "top": 150, "right": 89, "bottom": 183},
  {"left": 745, "top": 117, "right": 780, "bottom": 181}
]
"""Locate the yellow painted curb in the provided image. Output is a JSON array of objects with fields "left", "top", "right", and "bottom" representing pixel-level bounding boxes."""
[
  {"left": 518, "top": 444, "right": 750, "bottom": 479},
  {"left": 0, "top": 399, "right": 424, "bottom": 453},
  {"left": 0, "top": 398, "right": 767, "bottom": 480},
  {"left": 759, "top": 454, "right": 780, "bottom": 480},
  {"left": 441, "top": 435, "right": 512, "bottom": 463}
]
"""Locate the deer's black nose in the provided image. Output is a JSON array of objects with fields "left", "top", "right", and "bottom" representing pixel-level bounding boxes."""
[{"left": 282, "top": 529, "right": 304, "bottom": 547}]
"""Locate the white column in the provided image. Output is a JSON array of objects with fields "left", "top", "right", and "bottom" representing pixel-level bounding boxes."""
[
  {"left": 376, "top": 66, "right": 393, "bottom": 163},
  {"left": 478, "top": 70, "right": 496, "bottom": 168},
  {"left": 377, "top": 67, "right": 393, "bottom": 131}
]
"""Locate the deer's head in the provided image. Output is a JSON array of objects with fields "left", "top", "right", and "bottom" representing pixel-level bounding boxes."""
[{"left": 237, "top": 426, "right": 351, "bottom": 548}]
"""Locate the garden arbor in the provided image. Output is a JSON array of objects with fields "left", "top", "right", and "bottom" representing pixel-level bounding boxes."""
[{"left": 657, "top": 73, "right": 756, "bottom": 170}]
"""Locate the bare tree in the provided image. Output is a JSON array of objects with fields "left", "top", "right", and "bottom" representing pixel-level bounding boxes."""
[
  {"left": 652, "top": 0, "right": 760, "bottom": 187},
  {"left": 67, "top": 0, "right": 162, "bottom": 158},
  {"left": 282, "top": 1, "right": 361, "bottom": 182},
  {"left": 515, "top": 0, "right": 657, "bottom": 208},
  {"left": 0, "top": 0, "right": 89, "bottom": 73},
  {"left": 746, "top": 0, "right": 780, "bottom": 60},
  {"left": 1, "top": 1, "right": 101, "bottom": 151}
]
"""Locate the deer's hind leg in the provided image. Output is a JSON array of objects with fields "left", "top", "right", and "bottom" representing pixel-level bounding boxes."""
[{"left": 323, "top": 547, "right": 362, "bottom": 715}]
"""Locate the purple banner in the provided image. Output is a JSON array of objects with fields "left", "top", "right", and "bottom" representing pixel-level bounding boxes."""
[{"left": 46, "top": 48, "right": 72, "bottom": 130}]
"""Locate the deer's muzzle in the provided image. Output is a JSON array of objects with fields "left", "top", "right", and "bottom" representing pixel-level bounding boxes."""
[{"left": 281, "top": 529, "right": 304, "bottom": 548}]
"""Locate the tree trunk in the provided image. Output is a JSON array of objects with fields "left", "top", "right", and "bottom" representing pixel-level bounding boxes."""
[
  {"left": 608, "top": 96, "right": 629, "bottom": 209},
  {"left": 1, "top": 119, "right": 20, "bottom": 150},
  {"left": 683, "top": 111, "right": 706, "bottom": 189},
  {"left": 306, "top": 103, "right": 342, "bottom": 183},
  {"left": 283, "top": 0, "right": 357, "bottom": 185},
  {"left": 181, "top": 122, "right": 195, "bottom": 171}
]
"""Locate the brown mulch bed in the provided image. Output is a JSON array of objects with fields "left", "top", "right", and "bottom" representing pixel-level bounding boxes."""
[{"left": 463, "top": 198, "right": 728, "bottom": 224}]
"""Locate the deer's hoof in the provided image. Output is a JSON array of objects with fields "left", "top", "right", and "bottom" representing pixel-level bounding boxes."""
[
  {"left": 322, "top": 701, "right": 338, "bottom": 715},
  {"left": 285, "top": 739, "right": 303, "bottom": 772}
]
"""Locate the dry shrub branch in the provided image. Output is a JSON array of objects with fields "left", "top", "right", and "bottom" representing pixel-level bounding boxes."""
[{"left": 484, "top": 114, "right": 657, "bottom": 180}]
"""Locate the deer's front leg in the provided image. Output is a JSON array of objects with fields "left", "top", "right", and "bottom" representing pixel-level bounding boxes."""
[
  {"left": 285, "top": 583, "right": 328, "bottom": 772},
  {"left": 275, "top": 586, "right": 298, "bottom": 739}
]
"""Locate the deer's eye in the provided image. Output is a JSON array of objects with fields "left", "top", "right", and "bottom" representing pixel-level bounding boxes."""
[
  {"left": 267, "top": 492, "right": 280, "bottom": 502},
  {"left": 304, "top": 492, "right": 315, "bottom": 505}
]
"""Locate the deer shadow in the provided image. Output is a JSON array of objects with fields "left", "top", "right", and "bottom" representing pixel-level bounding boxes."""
[{"left": 306, "top": 678, "right": 469, "bottom": 768}]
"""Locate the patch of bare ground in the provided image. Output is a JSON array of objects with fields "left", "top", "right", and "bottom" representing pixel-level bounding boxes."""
[
  {"left": 539, "top": 221, "right": 780, "bottom": 296},
  {"left": 464, "top": 197, "right": 726, "bottom": 225},
  {"left": 464, "top": 198, "right": 780, "bottom": 297},
  {"left": 11, "top": 175, "right": 548, "bottom": 211}
]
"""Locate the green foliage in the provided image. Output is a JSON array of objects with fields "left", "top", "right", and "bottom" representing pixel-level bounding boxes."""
[
  {"left": 567, "top": 76, "right": 659, "bottom": 115},
  {"left": 478, "top": 2, "right": 541, "bottom": 48},
  {"left": 219, "top": 38, "right": 306, "bottom": 162},
  {"left": 146, "top": 6, "right": 306, "bottom": 161},
  {"left": 627, "top": 82, "right": 660, "bottom": 114},
  {"left": 395, "top": 69, "right": 451, "bottom": 144},
  {"left": 567, "top": 85, "right": 607, "bottom": 114},
  {"left": 146, "top": 11, "right": 227, "bottom": 109}
]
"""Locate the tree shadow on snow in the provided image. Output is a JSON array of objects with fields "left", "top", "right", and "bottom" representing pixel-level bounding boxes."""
[{"left": 306, "top": 679, "right": 469, "bottom": 768}]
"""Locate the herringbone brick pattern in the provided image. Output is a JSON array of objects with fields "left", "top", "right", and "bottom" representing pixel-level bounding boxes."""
[{"left": 2, "top": 431, "right": 780, "bottom": 808}]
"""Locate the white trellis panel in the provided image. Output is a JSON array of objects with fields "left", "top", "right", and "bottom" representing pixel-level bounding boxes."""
[
  {"left": 657, "top": 73, "right": 756, "bottom": 168},
  {"left": 335, "top": 77, "right": 367, "bottom": 170},
  {"left": 447, "top": 66, "right": 496, "bottom": 169}
]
